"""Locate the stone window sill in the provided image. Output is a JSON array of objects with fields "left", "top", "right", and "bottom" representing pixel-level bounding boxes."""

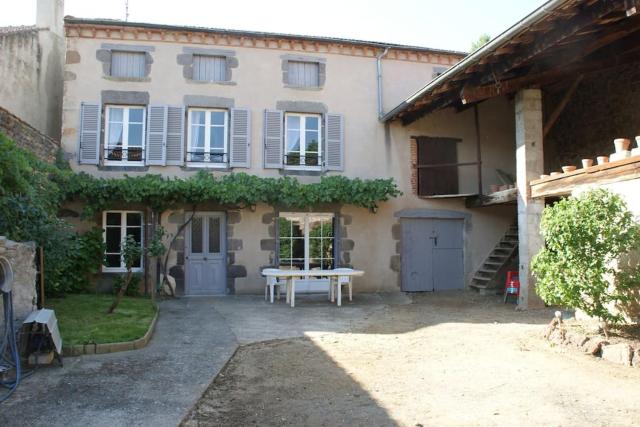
[
  {"left": 283, "top": 84, "right": 323, "bottom": 91},
  {"left": 103, "top": 76, "right": 151, "bottom": 83},
  {"left": 186, "top": 79, "right": 237, "bottom": 86},
  {"left": 181, "top": 165, "right": 232, "bottom": 172},
  {"left": 98, "top": 165, "right": 150, "bottom": 172}
]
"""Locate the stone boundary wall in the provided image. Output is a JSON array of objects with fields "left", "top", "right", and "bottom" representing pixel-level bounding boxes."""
[
  {"left": 0, "top": 237, "right": 37, "bottom": 321},
  {"left": 0, "top": 105, "right": 60, "bottom": 163}
]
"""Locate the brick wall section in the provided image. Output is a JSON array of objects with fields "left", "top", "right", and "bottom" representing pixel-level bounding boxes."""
[
  {"left": 0, "top": 105, "right": 60, "bottom": 163},
  {"left": 409, "top": 138, "right": 418, "bottom": 195},
  {"left": 544, "top": 62, "right": 640, "bottom": 172}
]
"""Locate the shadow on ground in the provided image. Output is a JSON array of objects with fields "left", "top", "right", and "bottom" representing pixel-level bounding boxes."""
[
  {"left": 182, "top": 337, "right": 396, "bottom": 426},
  {"left": 183, "top": 292, "right": 640, "bottom": 426}
]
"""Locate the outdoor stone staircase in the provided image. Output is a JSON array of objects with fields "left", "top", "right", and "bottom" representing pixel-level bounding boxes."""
[{"left": 469, "top": 223, "right": 519, "bottom": 295}]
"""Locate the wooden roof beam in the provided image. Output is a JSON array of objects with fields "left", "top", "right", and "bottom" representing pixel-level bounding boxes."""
[{"left": 480, "top": 0, "right": 628, "bottom": 85}]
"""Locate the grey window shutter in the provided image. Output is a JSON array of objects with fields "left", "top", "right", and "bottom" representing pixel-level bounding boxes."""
[
  {"left": 146, "top": 105, "right": 167, "bottom": 165},
  {"left": 165, "top": 106, "right": 185, "bottom": 165},
  {"left": 288, "top": 61, "right": 319, "bottom": 87},
  {"left": 193, "top": 55, "right": 227, "bottom": 82},
  {"left": 78, "top": 102, "right": 101, "bottom": 165},
  {"left": 325, "top": 113, "right": 344, "bottom": 171},
  {"left": 111, "top": 51, "right": 145, "bottom": 78},
  {"left": 263, "top": 109, "right": 283, "bottom": 169},
  {"left": 229, "top": 108, "right": 251, "bottom": 168}
]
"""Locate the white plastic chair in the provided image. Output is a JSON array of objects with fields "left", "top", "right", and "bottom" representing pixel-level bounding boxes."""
[
  {"left": 330, "top": 268, "right": 354, "bottom": 305},
  {"left": 262, "top": 269, "right": 286, "bottom": 303}
]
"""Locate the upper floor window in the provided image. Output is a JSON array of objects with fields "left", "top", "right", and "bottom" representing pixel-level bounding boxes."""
[
  {"left": 285, "top": 113, "right": 321, "bottom": 169},
  {"left": 104, "top": 105, "right": 146, "bottom": 165},
  {"left": 111, "top": 51, "right": 146, "bottom": 79},
  {"left": 192, "top": 55, "right": 227, "bottom": 82},
  {"left": 432, "top": 66, "right": 447, "bottom": 79},
  {"left": 103, "top": 211, "right": 143, "bottom": 272},
  {"left": 287, "top": 61, "right": 320, "bottom": 87},
  {"left": 187, "top": 108, "right": 228, "bottom": 166}
]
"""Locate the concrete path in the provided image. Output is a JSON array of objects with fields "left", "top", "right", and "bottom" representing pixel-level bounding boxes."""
[
  {"left": 0, "top": 298, "right": 238, "bottom": 427},
  {"left": 211, "top": 292, "right": 413, "bottom": 344}
]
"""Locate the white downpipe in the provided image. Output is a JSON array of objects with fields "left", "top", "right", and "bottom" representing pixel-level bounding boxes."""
[{"left": 376, "top": 47, "right": 390, "bottom": 119}]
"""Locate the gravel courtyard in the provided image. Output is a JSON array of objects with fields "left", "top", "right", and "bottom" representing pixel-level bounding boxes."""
[{"left": 184, "top": 292, "right": 640, "bottom": 426}]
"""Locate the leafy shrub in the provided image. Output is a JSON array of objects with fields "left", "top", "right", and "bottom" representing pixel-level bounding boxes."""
[
  {"left": 45, "top": 228, "right": 105, "bottom": 297},
  {"left": 0, "top": 133, "right": 101, "bottom": 297},
  {"left": 532, "top": 189, "right": 640, "bottom": 325}
]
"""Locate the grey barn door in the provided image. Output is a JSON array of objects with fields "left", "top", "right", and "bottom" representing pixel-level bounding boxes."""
[
  {"left": 401, "top": 218, "right": 464, "bottom": 292},
  {"left": 185, "top": 213, "right": 227, "bottom": 295}
]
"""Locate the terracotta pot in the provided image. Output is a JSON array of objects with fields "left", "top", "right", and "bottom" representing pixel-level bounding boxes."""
[
  {"left": 539, "top": 174, "right": 550, "bottom": 179},
  {"left": 561, "top": 165, "right": 577, "bottom": 173},
  {"left": 490, "top": 184, "right": 500, "bottom": 193},
  {"left": 614, "top": 138, "right": 631, "bottom": 153},
  {"left": 597, "top": 156, "right": 609, "bottom": 165},
  {"left": 581, "top": 159, "right": 594, "bottom": 168},
  {"left": 550, "top": 172, "right": 562, "bottom": 176}
]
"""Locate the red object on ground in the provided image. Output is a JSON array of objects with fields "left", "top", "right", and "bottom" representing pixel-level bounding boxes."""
[{"left": 504, "top": 271, "right": 520, "bottom": 302}]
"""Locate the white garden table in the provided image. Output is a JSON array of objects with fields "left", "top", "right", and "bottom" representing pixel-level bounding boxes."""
[{"left": 261, "top": 268, "right": 364, "bottom": 307}]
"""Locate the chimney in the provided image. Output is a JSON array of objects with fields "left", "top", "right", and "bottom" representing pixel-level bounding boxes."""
[{"left": 36, "top": 0, "right": 64, "bottom": 37}]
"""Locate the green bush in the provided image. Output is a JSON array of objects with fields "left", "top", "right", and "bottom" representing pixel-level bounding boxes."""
[
  {"left": 0, "top": 133, "right": 102, "bottom": 297},
  {"left": 532, "top": 189, "right": 640, "bottom": 325},
  {"left": 45, "top": 228, "right": 105, "bottom": 297}
]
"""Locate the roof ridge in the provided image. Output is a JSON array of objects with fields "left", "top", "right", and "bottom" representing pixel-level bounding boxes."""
[{"left": 63, "top": 16, "right": 467, "bottom": 56}]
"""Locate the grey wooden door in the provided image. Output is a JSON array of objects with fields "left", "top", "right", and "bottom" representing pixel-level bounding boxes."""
[
  {"left": 401, "top": 219, "right": 435, "bottom": 292},
  {"left": 432, "top": 219, "right": 464, "bottom": 291},
  {"left": 185, "top": 213, "right": 226, "bottom": 295},
  {"left": 401, "top": 218, "right": 464, "bottom": 292}
]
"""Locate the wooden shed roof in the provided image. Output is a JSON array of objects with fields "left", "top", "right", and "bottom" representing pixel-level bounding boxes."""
[{"left": 383, "top": 0, "right": 640, "bottom": 125}]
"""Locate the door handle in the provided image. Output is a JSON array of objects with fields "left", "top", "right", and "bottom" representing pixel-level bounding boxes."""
[
  {"left": 203, "top": 257, "right": 208, "bottom": 261},
  {"left": 429, "top": 236, "right": 438, "bottom": 246}
]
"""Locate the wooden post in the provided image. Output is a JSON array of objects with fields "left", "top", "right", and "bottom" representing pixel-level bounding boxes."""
[
  {"left": 474, "top": 105, "right": 483, "bottom": 195},
  {"left": 39, "top": 246, "right": 45, "bottom": 308}
]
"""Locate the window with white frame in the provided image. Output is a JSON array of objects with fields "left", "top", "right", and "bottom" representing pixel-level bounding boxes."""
[
  {"left": 278, "top": 213, "right": 334, "bottom": 271},
  {"left": 187, "top": 108, "right": 228, "bottom": 166},
  {"left": 104, "top": 105, "right": 146, "bottom": 164},
  {"left": 285, "top": 113, "right": 321, "bottom": 168},
  {"left": 103, "top": 211, "right": 143, "bottom": 272}
]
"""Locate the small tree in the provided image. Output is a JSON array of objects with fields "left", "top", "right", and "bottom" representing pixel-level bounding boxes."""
[
  {"left": 532, "top": 189, "right": 640, "bottom": 331},
  {"left": 470, "top": 34, "right": 491, "bottom": 52},
  {"left": 107, "top": 228, "right": 165, "bottom": 314}
]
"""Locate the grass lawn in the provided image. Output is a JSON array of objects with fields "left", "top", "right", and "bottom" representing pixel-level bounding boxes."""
[{"left": 47, "top": 294, "right": 157, "bottom": 346}]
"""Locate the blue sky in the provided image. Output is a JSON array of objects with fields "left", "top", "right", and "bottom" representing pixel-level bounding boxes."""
[{"left": 2, "top": 0, "right": 547, "bottom": 52}]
